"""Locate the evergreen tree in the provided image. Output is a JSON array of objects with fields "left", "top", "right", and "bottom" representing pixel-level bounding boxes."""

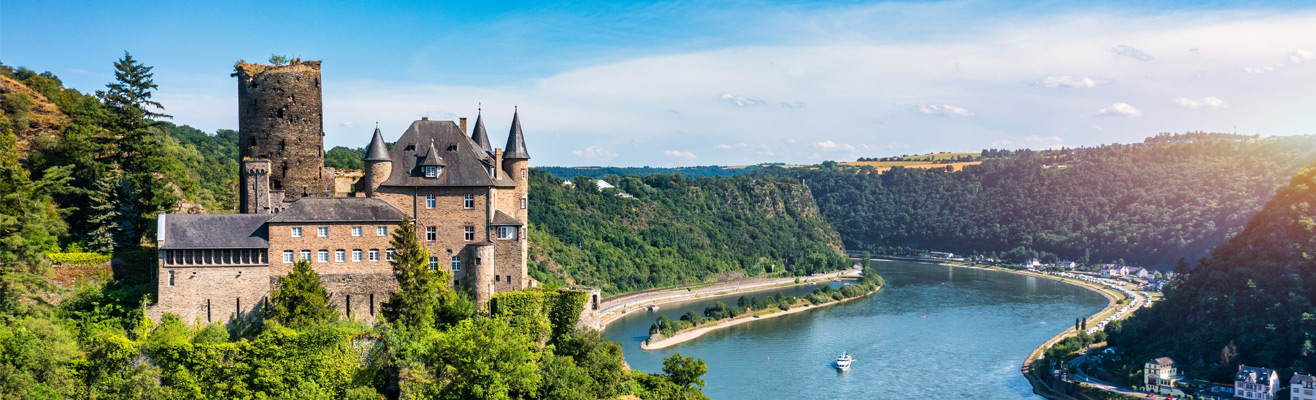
[
  {"left": 381, "top": 218, "right": 445, "bottom": 328},
  {"left": 112, "top": 177, "right": 138, "bottom": 251},
  {"left": 268, "top": 259, "right": 336, "bottom": 328},
  {"left": 96, "top": 52, "right": 178, "bottom": 249},
  {"left": 85, "top": 171, "right": 120, "bottom": 254},
  {"left": 0, "top": 127, "right": 71, "bottom": 316}
]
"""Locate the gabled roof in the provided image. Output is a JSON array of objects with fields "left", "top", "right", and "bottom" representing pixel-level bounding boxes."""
[
  {"left": 1293, "top": 373, "right": 1316, "bottom": 385},
  {"left": 380, "top": 120, "right": 503, "bottom": 187},
  {"left": 503, "top": 110, "right": 530, "bottom": 160},
  {"left": 365, "top": 127, "right": 390, "bottom": 161},
  {"left": 268, "top": 198, "right": 406, "bottom": 223},
  {"left": 418, "top": 142, "right": 445, "bottom": 167},
  {"left": 491, "top": 210, "right": 524, "bottom": 226},
  {"left": 470, "top": 112, "right": 493, "bottom": 156},
  {"left": 160, "top": 214, "right": 271, "bottom": 249},
  {"left": 1236, "top": 366, "right": 1278, "bottom": 384},
  {"left": 1150, "top": 357, "right": 1175, "bottom": 366}
]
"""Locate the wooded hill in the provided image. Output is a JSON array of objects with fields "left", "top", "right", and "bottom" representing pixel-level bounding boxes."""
[
  {"left": 762, "top": 132, "right": 1316, "bottom": 268},
  {"left": 1106, "top": 158, "right": 1316, "bottom": 384},
  {"left": 527, "top": 171, "right": 851, "bottom": 295}
]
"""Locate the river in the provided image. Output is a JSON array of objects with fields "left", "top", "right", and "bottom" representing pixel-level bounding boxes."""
[{"left": 603, "top": 260, "right": 1107, "bottom": 399}]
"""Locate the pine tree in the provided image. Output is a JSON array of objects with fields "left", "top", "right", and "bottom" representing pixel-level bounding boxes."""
[
  {"left": 112, "top": 178, "right": 138, "bottom": 251},
  {"left": 381, "top": 218, "right": 445, "bottom": 328},
  {"left": 85, "top": 171, "right": 120, "bottom": 254},
  {"left": 96, "top": 52, "right": 178, "bottom": 248},
  {"left": 268, "top": 259, "right": 335, "bottom": 328}
]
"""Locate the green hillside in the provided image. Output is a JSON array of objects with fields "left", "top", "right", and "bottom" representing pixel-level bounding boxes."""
[
  {"left": 768, "top": 132, "right": 1316, "bottom": 268},
  {"left": 527, "top": 171, "right": 850, "bottom": 295},
  {"left": 1106, "top": 158, "right": 1316, "bottom": 383}
]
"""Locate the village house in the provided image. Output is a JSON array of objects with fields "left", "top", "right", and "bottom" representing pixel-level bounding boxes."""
[
  {"left": 1293, "top": 373, "right": 1316, "bottom": 400},
  {"left": 1144, "top": 357, "right": 1184, "bottom": 395},
  {"left": 1235, "top": 365, "right": 1279, "bottom": 400},
  {"left": 1100, "top": 264, "right": 1129, "bottom": 278}
]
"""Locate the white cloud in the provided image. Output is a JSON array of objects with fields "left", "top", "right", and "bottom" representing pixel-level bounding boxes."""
[
  {"left": 814, "top": 140, "right": 857, "bottom": 152},
  {"left": 573, "top": 146, "right": 618, "bottom": 161},
  {"left": 780, "top": 101, "right": 808, "bottom": 109},
  {"left": 340, "top": 121, "right": 358, "bottom": 128},
  {"left": 1246, "top": 49, "right": 1315, "bottom": 73},
  {"left": 1041, "top": 76, "right": 1097, "bottom": 88},
  {"left": 1095, "top": 103, "right": 1141, "bottom": 118},
  {"left": 1174, "top": 96, "right": 1227, "bottom": 109},
  {"left": 1092, "top": 125, "right": 1103, "bottom": 131},
  {"left": 716, "top": 143, "right": 749, "bottom": 150},
  {"left": 663, "top": 149, "right": 696, "bottom": 159},
  {"left": 720, "top": 92, "right": 765, "bottom": 107},
  {"left": 919, "top": 104, "right": 973, "bottom": 117},
  {"left": 1024, "top": 135, "right": 1065, "bottom": 150},
  {"left": 1109, "top": 45, "right": 1154, "bottom": 61}
]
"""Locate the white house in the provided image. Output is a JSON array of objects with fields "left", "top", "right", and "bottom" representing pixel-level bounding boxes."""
[
  {"left": 1235, "top": 365, "right": 1279, "bottom": 400},
  {"left": 1144, "top": 357, "right": 1184, "bottom": 395},
  {"left": 1101, "top": 265, "right": 1129, "bottom": 278},
  {"left": 1292, "top": 373, "right": 1316, "bottom": 400},
  {"left": 1021, "top": 258, "right": 1041, "bottom": 269},
  {"left": 596, "top": 180, "right": 615, "bottom": 192}
]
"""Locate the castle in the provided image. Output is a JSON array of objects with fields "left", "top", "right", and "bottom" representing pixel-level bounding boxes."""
[{"left": 150, "top": 61, "right": 545, "bottom": 324}]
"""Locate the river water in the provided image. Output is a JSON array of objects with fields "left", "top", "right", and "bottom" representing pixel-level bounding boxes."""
[{"left": 603, "top": 260, "right": 1107, "bottom": 399}]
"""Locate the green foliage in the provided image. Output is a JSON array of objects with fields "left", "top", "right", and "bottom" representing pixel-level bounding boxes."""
[
  {"left": 491, "top": 289, "right": 588, "bottom": 344},
  {"left": 325, "top": 146, "right": 365, "bottom": 170},
  {"left": 1109, "top": 158, "right": 1316, "bottom": 382},
  {"left": 770, "top": 132, "right": 1316, "bottom": 268},
  {"left": 0, "top": 317, "right": 81, "bottom": 398},
  {"left": 45, "top": 252, "right": 111, "bottom": 267},
  {"left": 269, "top": 260, "right": 336, "bottom": 328},
  {"left": 420, "top": 317, "right": 543, "bottom": 399},
  {"left": 381, "top": 218, "right": 446, "bottom": 329},
  {"left": 662, "top": 353, "right": 707, "bottom": 389},
  {"left": 529, "top": 170, "right": 850, "bottom": 294},
  {"left": 161, "top": 123, "right": 239, "bottom": 212},
  {"left": 269, "top": 54, "right": 291, "bottom": 66}
]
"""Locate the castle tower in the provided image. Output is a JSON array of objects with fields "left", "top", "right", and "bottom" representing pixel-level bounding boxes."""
[
  {"left": 470, "top": 110, "right": 494, "bottom": 157},
  {"left": 234, "top": 60, "right": 329, "bottom": 211},
  {"left": 241, "top": 159, "right": 272, "bottom": 213},
  {"left": 362, "top": 126, "right": 391, "bottom": 197},
  {"left": 501, "top": 110, "right": 531, "bottom": 290}
]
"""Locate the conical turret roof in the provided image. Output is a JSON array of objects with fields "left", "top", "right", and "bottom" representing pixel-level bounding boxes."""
[
  {"left": 470, "top": 112, "right": 493, "bottom": 155},
  {"left": 364, "top": 127, "right": 390, "bottom": 161},
  {"left": 504, "top": 109, "right": 530, "bottom": 160}
]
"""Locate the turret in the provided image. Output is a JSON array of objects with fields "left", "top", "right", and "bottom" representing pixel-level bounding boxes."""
[
  {"left": 362, "top": 126, "right": 391, "bottom": 197},
  {"left": 470, "top": 109, "right": 494, "bottom": 157},
  {"left": 501, "top": 109, "right": 530, "bottom": 183}
]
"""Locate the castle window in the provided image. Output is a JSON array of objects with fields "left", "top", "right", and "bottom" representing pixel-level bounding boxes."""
[
  {"left": 507, "top": 275, "right": 512, "bottom": 284},
  {"left": 425, "top": 194, "right": 436, "bottom": 209},
  {"left": 376, "top": 226, "right": 387, "bottom": 237},
  {"left": 451, "top": 256, "right": 461, "bottom": 272},
  {"left": 318, "top": 250, "right": 329, "bottom": 263},
  {"left": 300, "top": 250, "right": 311, "bottom": 261},
  {"left": 522, "top": 169, "right": 527, "bottom": 180},
  {"left": 521, "top": 227, "right": 526, "bottom": 240},
  {"left": 447, "top": 145, "right": 457, "bottom": 151},
  {"left": 497, "top": 226, "right": 516, "bottom": 240},
  {"left": 317, "top": 227, "right": 329, "bottom": 237},
  {"left": 463, "top": 226, "right": 475, "bottom": 241},
  {"left": 335, "top": 250, "right": 346, "bottom": 263},
  {"left": 476, "top": 257, "right": 481, "bottom": 265},
  {"left": 352, "top": 249, "right": 362, "bottom": 262},
  {"left": 169, "top": 271, "right": 175, "bottom": 286},
  {"left": 426, "top": 226, "right": 437, "bottom": 242},
  {"left": 386, "top": 249, "right": 395, "bottom": 261},
  {"left": 404, "top": 144, "right": 415, "bottom": 151},
  {"left": 423, "top": 166, "right": 439, "bottom": 178},
  {"left": 429, "top": 257, "right": 439, "bottom": 271},
  {"left": 282, "top": 250, "right": 294, "bottom": 264},
  {"left": 521, "top": 196, "right": 527, "bottom": 209},
  {"left": 369, "top": 249, "right": 379, "bottom": 262},
  {"left": 291, "top": 227, "right": 303, "bottom": 238},
  {"left": 463, "top": 194, "right": 474, "bottom": 209},
  {"left": 495, "top": 275, "right": 500, "bottom": 283},
  {"left": 351, "top": 226, "right": 363, "bottom": 237}
]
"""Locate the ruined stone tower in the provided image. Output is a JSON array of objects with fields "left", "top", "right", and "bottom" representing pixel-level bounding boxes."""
[{"left": 235, "top": 60, "right": 329, "bottom": 213}]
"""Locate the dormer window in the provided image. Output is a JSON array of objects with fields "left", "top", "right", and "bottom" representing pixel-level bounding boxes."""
[
  {"left": 447, "top": 145, "right": 457, "bottom": 151},
  {"left": 423, "top": 166, "right": 439, "bottom": 178},
  {"left": 404, "top": 143, "right": 416, "bottom": 151}
]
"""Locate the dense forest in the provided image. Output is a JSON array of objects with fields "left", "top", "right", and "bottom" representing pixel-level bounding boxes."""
[
  {"left": 1105, "top": 158, "right": 1316, "bottom": 384},
  {"left": 0, "top": 56, "right": 711, "bottom": 399},
  {"left": 527, "top": 171, "right": 851, "bottom": 295},
  {"left": 766, "top": 133, "right": 1316, "bottom": 268}
]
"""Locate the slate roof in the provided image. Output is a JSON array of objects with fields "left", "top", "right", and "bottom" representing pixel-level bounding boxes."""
[
  {"left": 1293, "top": 373, "right": 1316, "bottom": 385},
  {"left": 418, "top": 142, "right": 445, "bottom": 167},
  {"left": 504, "top": 110, "right": 530, "bottom": 160},
  {"left": 1236, "top": 366, "right": 1278, "bottom": 384},
  {"left": 267, "top": 198, "right": 406, "bottom": 223},
  {"left": 160, "top": 214, "right": 271, "bottom": 249},
  {"left": 470, "top": 113, "right": 494, "bottom": 156},
  {"left": 1150, "top": 357, "right": 1175, "bottom": 366},
  {"left": 491, "top": 210, "right": 524, "bottom": 226},
  {"left": 380, "top": 119, "right": 505, "bottom": 187},
  {"left": 365, "top": 127, "right": 390, "bottom": 161}
]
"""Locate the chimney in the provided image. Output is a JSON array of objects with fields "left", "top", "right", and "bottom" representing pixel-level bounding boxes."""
[
  {"left": 421, "top": 116, "right": 429, "bottom": 121},
  {"left": 460, "top": 117, "right": 468, "bottom": 134}
]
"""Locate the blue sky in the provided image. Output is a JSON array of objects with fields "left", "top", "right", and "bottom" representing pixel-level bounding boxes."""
[{"left": 5, "top": 1, "right": 1316, "bottom": 166}]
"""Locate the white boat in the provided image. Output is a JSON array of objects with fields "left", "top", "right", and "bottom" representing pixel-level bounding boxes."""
[
  {"left": 647, "top": 304, "right": 660, "bottom": 312},
  {"left": 835, "top": 351, "right": 853, "bottom": 370}
]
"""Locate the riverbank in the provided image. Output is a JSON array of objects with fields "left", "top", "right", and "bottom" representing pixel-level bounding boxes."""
[
  {"left": 598, "top": 267, "right": 863, "bottom": 328},
  {"left": 640, "top": 284, "right": 882, "bottom": 350}
]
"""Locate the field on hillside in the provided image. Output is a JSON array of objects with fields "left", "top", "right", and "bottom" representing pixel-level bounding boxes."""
[{"left": 841, "top": 152, "right": 982, "bottom": 173}]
